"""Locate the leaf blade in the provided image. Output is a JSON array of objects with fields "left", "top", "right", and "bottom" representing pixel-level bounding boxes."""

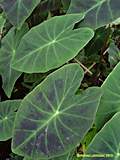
[
  {"left": 11, "top": 14, "right": 94, "bottom": 73},
  {"left": 83, "top": 112, "right": 120, "bottom": 160},
  {"left": 0, "top": 100, "right": 21, "bottom": 141},
  {"left": 12, "top": 64, "right": 101, "bottom": 159},
  {"left": 68, "top": 0, "right": 120, "bottom": 28},
  {"left": 95, "top": 62, "right": 120, "bottom": 130},
  {"left": 0, "top": 24, "right": 28, "bottom": 97},
  {"left": 1, "top": 0, "right": 41, "bottom": 28}
]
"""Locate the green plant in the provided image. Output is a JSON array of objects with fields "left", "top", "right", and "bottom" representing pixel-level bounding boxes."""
[{"left": 0, "top": 0, "right": 120, "bottom": 160}]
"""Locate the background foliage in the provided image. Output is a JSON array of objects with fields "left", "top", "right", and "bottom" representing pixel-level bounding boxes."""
[{"left": 0, "top": 0, "right": 120, "bottom": 160}]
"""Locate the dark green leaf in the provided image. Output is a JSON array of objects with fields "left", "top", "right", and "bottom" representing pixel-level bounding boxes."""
[
  {"left": 12, "top": 64, "right": 101, "bottom": 159},
  {"left": 95, "top": 62, "right": 120, "bottom": 130},
  {"left": 11, "top": 14, "right": 94, "bottom": 73},
  {"left": 1, "top": 0, "right": 41, "bottom": 28},
  {"left": 83, "top": 112, "right": 120, "bottom": 160},
  {"left": 0, "top": 24, "right": 28, "bottom": 97},
  {"left": 68, "top": 0, "right": 120, "bottom": 29},
  {"left": 0, "top": 100, "right": 21, "bottom": 141}
]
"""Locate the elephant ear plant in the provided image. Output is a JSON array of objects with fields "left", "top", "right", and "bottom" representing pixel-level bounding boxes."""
[{"left": 0, "top": 0, "right": 120, "bottom": 160}]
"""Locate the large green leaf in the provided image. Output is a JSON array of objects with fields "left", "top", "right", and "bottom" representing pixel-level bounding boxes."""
[
  {"left": 67, "top": 0, "right": 120, "bottom": 29},
  {"left": 11, "top": 14, "right": 94, "bottom": 73},
  {"left": 0, "top": 24, "right": 28, "bottom": 97},
  {"left": 83, "top": 112, "right": 120, "bottom": 160},
  {"left": 0, "top": 100, "right": 21, "bottom": 141},
  {"left": 95, "top": 62, "right": 120, "bottom": 130},
  {"left": 12, "top": 64, "right": 101, "bottom": 159},
  {"left": 0, "top": 0, "right": 41, "bottom": 28}
]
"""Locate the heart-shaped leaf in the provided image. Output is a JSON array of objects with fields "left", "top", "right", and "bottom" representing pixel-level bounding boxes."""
[
  {"left": 0, "top": 100, "right": 21, "bottom": 141},
  {"left": 11, "top": 14, "right": 94, "bottom": 73},
  {"left": 83, "top": 112, "right": 120, "bottom": 160},
  {"left": 67, "top": 0, "right": 120, "bottom": 29},
  {"left": 12, "top": 64, "right": 101, "bottom": 159},
  {"left": 95, "top": 62, "right": 120, "bottom": 130},
  {"left": 0, "top": 24, "right": 28, "bottom": 97},
  {"left": 0, "top": 0, "right": 41, "bottom": 28}
]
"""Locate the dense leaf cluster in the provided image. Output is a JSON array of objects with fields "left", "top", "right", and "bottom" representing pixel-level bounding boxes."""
[{"left": 0, "top": 0, "right": 120, "bottom": 160}]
